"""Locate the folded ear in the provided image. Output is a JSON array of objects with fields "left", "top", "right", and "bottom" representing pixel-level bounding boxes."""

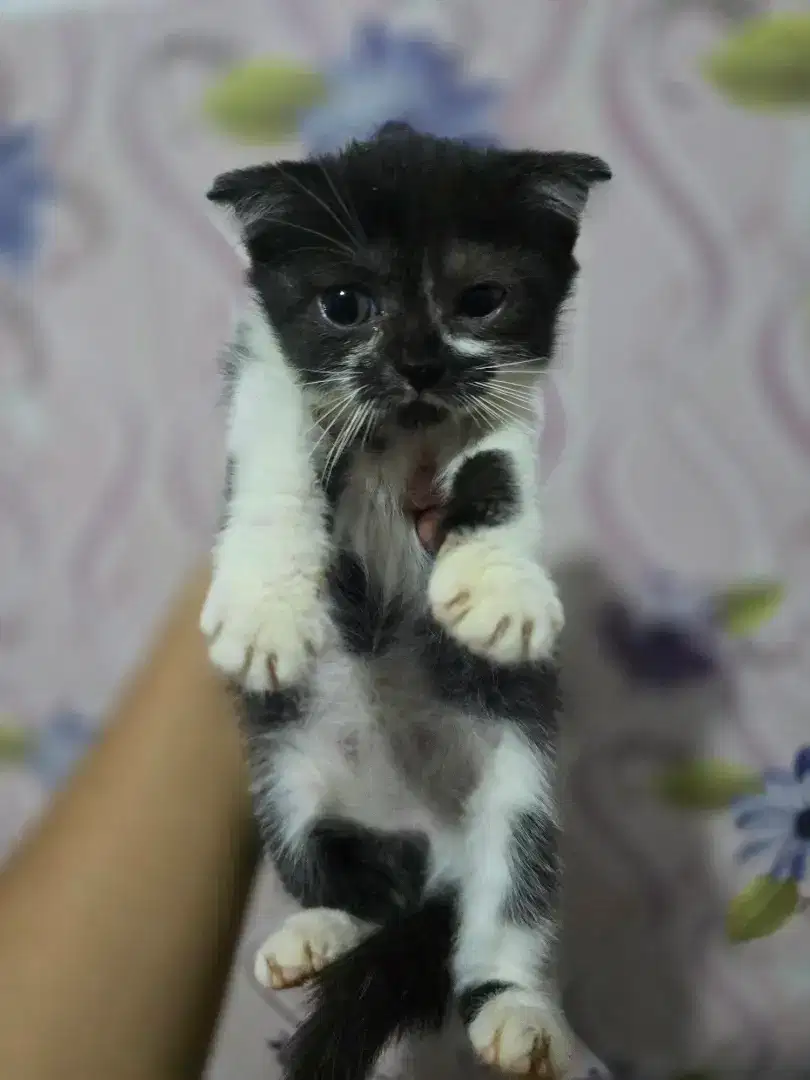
[
  {"left": 207, "top": 163, "right": 294, "bottom": 225},
  {"left": 374, "top": 120, "right": 419, "bottom": 140},
  {"left": 509, "top": 150, "right": 612, "bottom": 224}
]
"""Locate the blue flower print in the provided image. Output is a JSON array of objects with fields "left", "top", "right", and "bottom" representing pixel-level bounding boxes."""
[
  {"left": 0, "top": 125, "right": 52, "bottom": 269},
  {"left": 733, "top": 746, "right": 810, "bottom": 891},
  {"left": 30, "top": 708, "right": 98, "bottom": 790},
  {"left": 598, "top": 571, "right": 720, "bottom": 687},
  {"left": 298, "top": 21, "right": 501, "bottom": 154}
]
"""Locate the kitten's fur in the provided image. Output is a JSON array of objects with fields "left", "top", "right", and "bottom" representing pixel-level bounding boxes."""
[{"left": 202, "top": 124, "right": 610, "bottom": 1079}]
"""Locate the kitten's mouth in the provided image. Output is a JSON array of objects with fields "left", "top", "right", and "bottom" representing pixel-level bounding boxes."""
[
  {"left": 395, "top": 400, "right": 446, "bottom": 429},
  {"left": 404, "top": 457, "right": 445, "bottom": 552}
]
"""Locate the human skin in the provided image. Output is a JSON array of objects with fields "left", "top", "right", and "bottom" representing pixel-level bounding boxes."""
[{"left": 0, "top": 567, "right": 259, "bottom": 1080}]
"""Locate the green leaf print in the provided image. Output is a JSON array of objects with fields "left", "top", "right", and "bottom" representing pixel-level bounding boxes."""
[
  {"left": 203, "top": 60, "right": 328, "bottom": 143},
  {"left": 726, "top": 874, "right": 800, "bottom": 943},
  {"left": 702, "top": 13, "right": 810, "bottom": 110},
  {"left": 715, "top": 580, "right": 784, "bottom": 637},
  {"left": 0, "top": 724, "right": 31, "bottom": 763},
  {"left": 658, "top": 760, "right": 764, "bottom": 810}
]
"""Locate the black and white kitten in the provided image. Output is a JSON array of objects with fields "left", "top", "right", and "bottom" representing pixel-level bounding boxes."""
[{"left": 202, "top": 123, "right": 610, "bottom": 1080}]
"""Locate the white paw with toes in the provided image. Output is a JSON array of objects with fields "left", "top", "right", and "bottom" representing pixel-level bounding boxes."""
[
  {"left": 428, "top": 539, "right": 564, "bottom": 664},
  {"left": 468, "top": 989, "right": 574, "bottom": 1078},
  {"left": 253, "top": 908, "right": 365, "bottom": 990},
  {"left": 201, "top": 556, "right": 327, "bottom": 693}
]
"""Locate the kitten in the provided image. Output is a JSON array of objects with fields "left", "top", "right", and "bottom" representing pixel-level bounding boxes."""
[{"left": 202, "top": 123, "right": 610, "bottom": 1079}]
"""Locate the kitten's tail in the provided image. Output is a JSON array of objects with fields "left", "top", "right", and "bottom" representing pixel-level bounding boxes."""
[{"left": 283, "top": 894, "right": 456, "bottom": 1080}]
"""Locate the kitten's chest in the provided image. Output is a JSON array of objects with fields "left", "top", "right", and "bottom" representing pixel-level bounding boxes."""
[{"left": 330, "top": 425, "right": 463, "bottom": 602}]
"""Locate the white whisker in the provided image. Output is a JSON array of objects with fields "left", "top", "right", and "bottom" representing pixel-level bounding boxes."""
[{"left": 272, "top": 161, "right": 359, "bottom": 250}]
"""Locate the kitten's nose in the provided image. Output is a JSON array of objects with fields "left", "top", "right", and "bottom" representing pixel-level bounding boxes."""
[{"left": 396, "top": 360, "right": 445, "bottom": 392}]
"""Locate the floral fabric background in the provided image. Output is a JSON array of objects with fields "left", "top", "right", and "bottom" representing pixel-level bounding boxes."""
[{"left": 2, "top": 1, "right": 810, "bottom": 1077}]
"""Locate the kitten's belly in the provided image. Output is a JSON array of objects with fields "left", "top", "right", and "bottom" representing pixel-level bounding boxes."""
[{"left": 299, "top": 643, "right": 490, "bottom": 841}]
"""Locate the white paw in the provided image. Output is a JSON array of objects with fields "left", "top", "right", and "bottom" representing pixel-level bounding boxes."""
[
  {"left": 253, "top": 908, "right": 365, "bottom": 990},
  {"left": 468, "top": 989, "right": 574, "bottom": 1078},
  {"left": 201, "top": 547, "right": 327, "bottom": 693},
  {"left": 428, "top": 539, "right": 564, "bottom": 665}
]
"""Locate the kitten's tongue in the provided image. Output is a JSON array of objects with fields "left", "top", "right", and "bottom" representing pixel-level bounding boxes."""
[{"left": 405, "top": 458, "right": 444, "bottom": 552}]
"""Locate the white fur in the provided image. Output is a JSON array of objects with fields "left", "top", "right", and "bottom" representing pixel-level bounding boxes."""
[
  {"left": 201, "top": 302, "right": 331, "bottom": 692},
  {"left": 429, "top": 538, "right": 564, "bottom": 664},
  {"left": 442, "top": 333, "right": 491, "bottom": 359},
  {"left": 254, "top": 908, "right": 368, "bottom": 990},
  {"left": 468, "top": 987, "right": 574, "bottom": 1075},
  {"left": 453, "top": 727, "right": 555, "bottom": 991}
]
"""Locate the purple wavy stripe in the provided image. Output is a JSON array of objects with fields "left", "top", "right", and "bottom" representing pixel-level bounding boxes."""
[
  {"left": 685, "top": 909, "right": 778, "bottom": 1075},
  {"left": 0, "top": 34, "right": 18, "bottom": 121},
  {"left": 0, "top": 469, "right": 39, "bottom": 637},
  {"left": 568, "top": 733, "right": 687, "bottom": 921},
  {"left": 539, "top": 375, "right": 566, "bottom": 482},
  {"left": 581, "top": 427, "right": 655, "bottom": 573},
  {"left": 45, "top": 176, "right": 108, "bottom": 283},
  {"left": 163, "top": 411, "right": 223, "bottom": 542},
  {"left": 600, "top": 3, "right": 732, "bottom": 344},
  {"left": 501, "top": 0, "right": 582, "bottom": 144},
  {"left": 283, "top": 0, "right": 333, "bottom": 58},
  {"left": 756, "top": 255, "right": 810, "bottom": 463},
  {"left": 50, "top": 15, "right": 92, "bottom": 161},
  {"left": 567, "top": 732, "right": 779, "bottom": 1068},
  {"left": 0, "top": 289, "right": 48, "bottom": 389},
  {"left": 583, "top": 426, "right": 776, "bottom": 769},
  {"left": 112, "top": 31, "right": 244, "bottom": 287},
  {"left": 67, "top": 400, "right": 147, "bottom": 622}
]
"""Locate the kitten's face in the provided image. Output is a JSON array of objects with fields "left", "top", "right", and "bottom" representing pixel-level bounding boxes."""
[{"left": 210, "top": 125, "right": 609, "bottom": 433}]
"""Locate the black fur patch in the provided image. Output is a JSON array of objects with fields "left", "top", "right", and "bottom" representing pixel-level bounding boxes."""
[
  {"left": 419, "top": 622, "right": 561, "bottom": 747},
  {"left": 327, "top": 551, "right": 404, "bottom": 656},
  {"left": 442, "top": 449, "right": 520, "bottom": 534},
  {"left": 501, "top": 808, "right": 561, "bottom": 927},
  {"left": 268, "top": 815, "right": 429, "bottom": 923},
  {"left": 285, "top": 894, "right": 456, "bottom": 1080},
  {"left": 216, "top": 455, "right": 236, "bottom": 532},
  {"left": 238, "top": 687, "right": 304, "bottom": 735}
]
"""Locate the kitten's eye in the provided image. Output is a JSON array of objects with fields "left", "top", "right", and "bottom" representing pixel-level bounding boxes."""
[
  {"left": 318, "top": 287, "right": 377, "bottom": 327},
  {"left": 455, "top": 283, "right": 506, "bottom": 320}
]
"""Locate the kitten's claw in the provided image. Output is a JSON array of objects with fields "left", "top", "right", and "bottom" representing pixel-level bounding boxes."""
[
  {"left": 253, "top": 909, "right": 366, "bottom": 990},
  {"left": 201, "top": 554, "right": 327, "bottom": 692},
  {"left": 428, "top": 539, "right": 563, "bottom": 664},
  {"left": 468, "top": 989, "right": 574, "bottom": 1078}
]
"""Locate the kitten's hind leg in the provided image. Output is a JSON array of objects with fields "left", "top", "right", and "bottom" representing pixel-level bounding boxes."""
[
  {"left": 254, "top": 908, "right": 369, "bottom": 990},
  {"left": 453, "top": 726, "right": 574, "bottom": 1078}
]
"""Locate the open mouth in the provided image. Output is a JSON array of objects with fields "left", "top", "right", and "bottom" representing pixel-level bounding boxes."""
[
  {"left": 404, "top": 455, "right": 445, "bottom": 552},
  {"left": 395, "top": 400, "right": 446, "bottom": 429}
]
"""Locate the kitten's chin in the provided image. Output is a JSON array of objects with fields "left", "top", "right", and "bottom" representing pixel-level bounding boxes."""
[{"left": 395, "top": 401, "right": 447, "bottom": 430}]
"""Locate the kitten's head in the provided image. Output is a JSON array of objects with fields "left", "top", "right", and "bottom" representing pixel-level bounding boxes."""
[{"left": 209, "top": 124, "right": 610, "bottom": 432}]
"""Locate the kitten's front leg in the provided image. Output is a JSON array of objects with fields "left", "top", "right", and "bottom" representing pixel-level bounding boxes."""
[
  {"left": 428, "top": 423, "right": 563, "bottom": 665},
  {"left": 201, "top": 317, "right": 329, "bottom": 692}
]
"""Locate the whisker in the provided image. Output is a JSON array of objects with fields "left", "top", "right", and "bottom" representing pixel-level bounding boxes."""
[
  {"left": 271, "top": 161, "right": 359, "bottom": 249},
  {"left": 317, "top": 162, "right": 368, "bottom": 248},
  {"left": 460, "top": 393, "right": 497, "bottom": 435},
  {"left": 484, "top": 357, "right": 545, "bottom": 371},
  {"left": 478, "top": 395, "right": 532, "bottom": 431},
  {"left": 486, "top": 386, "right": 538, "bottom": 411},
  {"left": 358, "top": 403, "right": 378, "bottom": 451},
  {"left": 322, "top": 398, "right": 365, "bottom": 489},
  {"left": 254, "top": 215, "right": 355, "bottom": 257},
  {"left": 309, "top": 396, "right": 355, "bottom": 458}
]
